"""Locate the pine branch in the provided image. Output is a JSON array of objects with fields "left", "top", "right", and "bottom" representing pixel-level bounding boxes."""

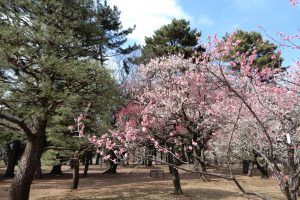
[{"left": 0, "top": 113, "right": 32, "bottom": 138}]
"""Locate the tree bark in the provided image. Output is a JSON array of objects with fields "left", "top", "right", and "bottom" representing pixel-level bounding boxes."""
[
  {"left": 242, "top": 160, "right": 249, "bottom": 174},
  {"left": 35, "top": 158, "right": 43, "bottom": 179},
  {"left": 95, "top": 153, "right": 100, "bottom": 165},
  {"left": 89, "top": 153, "right": 93, "bottom": 165},
  {"left": 171, "top": 166, "right": 183, "bottom": 195},
  {"left": 145, "top": 146, "right": 153, "bottom": 167},
  {"left": 255, "top": 160, "right": 268, "bottom": 179},
  {"left": 9, "top": 134, "right": 46, "bottom": 200},
  {"left": 4, "top": 140, "right": 21, "bottom": 177},
  {"left": 167, "top": 151, "right": 183, "bottom": 195},
  {"left": 285, "top": 146, "right": 299, "bottom": 200},
  {"left": 50, "top": 165, "right": 63, "bottom": 175},
  {"left": 103, "top": 161, "right": 118, "bottom": 174},
  {"left": 247, "top": 161, "right": 254, "bottom": 177},
  {"left": 103, "top": 150, "right": 118, "bottom": 174},
  {"left": 83, "top": 151, "right": 92, "bottom": 177},
  {"left": 72, "top": 151, "right": 79, "bottom": 189},
  {"left": 192, "top": 147, "right": 208, "bottom": 180}
]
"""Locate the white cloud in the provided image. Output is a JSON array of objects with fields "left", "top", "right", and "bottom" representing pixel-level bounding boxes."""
[
  {"left": 108, "top": 0, "right": 191, "bottom": 45},
  {"left": 197, "top": 16, "right": 214, "bottom": 27}
]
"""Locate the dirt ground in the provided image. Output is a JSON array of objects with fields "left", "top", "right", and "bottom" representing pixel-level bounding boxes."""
[{"left": 0, "top": 164, "right": 284, "bottom": 200}]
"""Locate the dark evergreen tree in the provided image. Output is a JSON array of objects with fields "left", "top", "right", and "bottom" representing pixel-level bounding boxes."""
[
  {"left": 223, "top": 30, "right": 283, "bottom": 71},
  {"left": 0, "top": 1, "right": 127, "bottom": 199},
  {"left": 94, "top": 0, "right": 138, "bottom": 64},
  {"left": 135, "top": 19, "right": 204, "bottom": 64}
]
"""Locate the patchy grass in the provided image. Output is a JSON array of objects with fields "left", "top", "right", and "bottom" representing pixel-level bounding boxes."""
[{"left": 0, "top": 164, "right": 284, "bottom": 200}]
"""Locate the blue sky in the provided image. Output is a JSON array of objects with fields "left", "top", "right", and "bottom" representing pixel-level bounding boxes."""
[{"left": 108, "top": 0, "right": 300, "bottom": 66}]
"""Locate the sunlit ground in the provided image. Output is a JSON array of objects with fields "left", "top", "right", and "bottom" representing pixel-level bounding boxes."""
[{"left": 0, "top": 163, "right": 284, "bottom": 200}]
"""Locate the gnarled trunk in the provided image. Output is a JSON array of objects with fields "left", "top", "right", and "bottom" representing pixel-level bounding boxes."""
[
  {"left": 9, "top": 115, "right": 47, "bottom": 200},
  {"left": 9, "top": 135, "right": 45, "bottom": 200}
]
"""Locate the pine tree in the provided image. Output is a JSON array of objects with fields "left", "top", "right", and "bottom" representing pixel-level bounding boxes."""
[
  {"left": 223, "top": 30, "right": 283, "bottom": 71},
  {"left": 135, "top": 19, "right": 204, "bottom": 64},
  {"left": 0, "top": 1, "right": 125, "bottom": 199}
]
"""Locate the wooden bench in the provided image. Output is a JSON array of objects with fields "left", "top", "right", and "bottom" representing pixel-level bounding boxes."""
[{"left": 149, "top": 169, "right": 164, "bottom": 178}]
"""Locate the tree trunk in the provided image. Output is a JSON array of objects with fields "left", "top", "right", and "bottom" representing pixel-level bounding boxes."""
[
  {"left": 145, "top": 146, "right": 153, "bottom": 167},
  {"left": 103, "top": 160, "right": 118, "bottom": 174},
  {"left": 83, "top": 151, "right": 92, "bottom": 177},
  {"left": 5, "top": 140, "right": 21, "bottom": 177},
  {"left": 167, "top": 151, "right": 183, "bottom": 195},
  {"left": 242, "top": 160, "right": 249, "bottom": 174},
  {"left": 9, "top": 134, "right": 45, "bottom": 200},
  {"left": 50, "top": 165, "right": 63, "bottom": 175},
  {"left": 199, "top": 160, "right": 207, "bottom": 173},
  {"left": 89, "top": 153, "right": 93, "bottom": 165},
  {"left": 285, "top": 146, "right": 299, "bottom": 200},
  {"left": 247, "top": 161, "right": 254, "bottom": 177},
  {"left": 72, "top": 151, "right": 79, "bottom": 189},
  {"left": 95, "top": 153, "right": 100, "bottom": 165},
  {"left": 192, "top": 147, "right": 208, "bottom": 180},
  {"left": 35, "top": 158, "right": 43, "bottom": 179},
  {"left": 103, "top": 150, "right": 118, "bottom": 174},
  {"left": 171, "top": 167, "right": 183, "bottom": 195},
  {"left": 255, "top": 160, "right": 268, "bottom": 179}
]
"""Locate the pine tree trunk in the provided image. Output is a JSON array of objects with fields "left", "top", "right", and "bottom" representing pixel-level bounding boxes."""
[
  {"left": 50, "top": 165, "right": 62, "bottom": 174},
  {"left": 9, "top": 135, "right": 45, "bottom": 200},
  {"left": 9, "top": 115, "right": 46, "bottom": 200},
  {"left": 72, "top": 151, "right": 79, "bottom": 189},
  {"left": 35, "top": 158, "right": 43, "bottom": 179},
  {"left": 83, "top": 152, "right": 91, "bottom": 177},
  {"left": 5, "top": 140, "right": 21, "bottom": 177},
  {"left": 95, "top": 154, "right": 100, "bottom": 165},
  {"left": 89, "top": 154, "right": 93, "bottom": 165}
]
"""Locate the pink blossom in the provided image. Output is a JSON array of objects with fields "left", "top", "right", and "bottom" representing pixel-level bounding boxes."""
[{"left": 271, "top": 55, "right": 276, "bottom": 60}]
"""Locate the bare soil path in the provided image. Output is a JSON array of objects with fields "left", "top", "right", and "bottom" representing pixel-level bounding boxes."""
[{"left": 0, "top": 164, "right": 284, "bottom": 200}]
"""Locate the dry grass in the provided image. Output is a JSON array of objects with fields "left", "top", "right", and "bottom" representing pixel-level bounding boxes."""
[{"left": 0, "top": 164, "right": 284, "bottom": 200}]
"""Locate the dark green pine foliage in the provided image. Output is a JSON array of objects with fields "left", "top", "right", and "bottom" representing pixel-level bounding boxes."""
[
  {"left": 136, "top": 19, "right": 203, "bottom": 64},
  {"left": 95, "top": 0, "right": 138, "bottom": 64},
  {"left": 223, "top": 30, "right": 283, "bottom": 71}
]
